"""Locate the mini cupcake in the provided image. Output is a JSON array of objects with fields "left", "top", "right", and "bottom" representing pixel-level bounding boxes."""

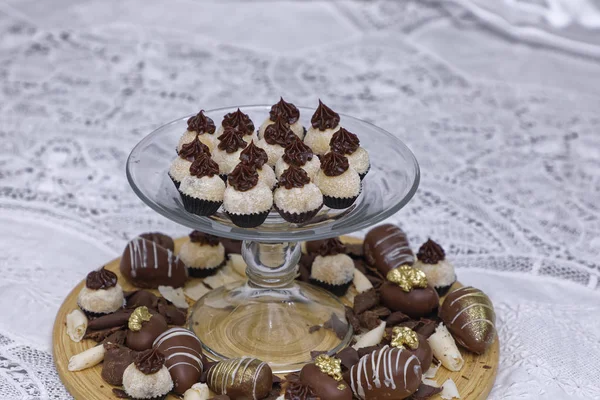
[
  {"left": 258, "top": 97, "right": 305, "bottom": 139},
  {"left": 413, "top": 239, "right": 456, "bottom": 296},
  {"left": 216, "top": 108, "right": 256, "bottom": 142},
  {"left": 275, "top": 136, "right": 321, "bottom": 181},
  {"left": 257, "top": 114, "right": 296, "bottom": 167},
  {"left": 179, "top": 231, "right": 226, "bottom": 278},
  {"left": 168, "top": 137, "right": 210, "bottom": 188},
  {"left": 177, "top": 110, "right": 217, "bottom": 152},
  {"left": 315, "top": 152, "right": 361, "bottom": 209},
  {"left": 274, "top": 166, "right": 323, "bottom": 223},
  {"left": 310, "top": 238, "right": 354, "bottom": 296},
  {"left": 223, "top": 163, "right": 273, "bottom": 228},
  {"left": 212, "top": 127, "right": 248, "bottom": 177},
  {"left": 304, "top": 100, "right": 341, "bottom": 155},
  {"left": 122, "top": 348, "right": 173, "bottom": 400},
  {"left": 77, "top": 266, "right": 124, "bottom": 317},
  {"left": 239, "top": 140, "right": 276, "bottom": 189},
  {"left": 329, "top": 127, "right": 370, "bottom": 180},
  {"left": 178, "top": 153, "right": 225, "bottom": 216}
]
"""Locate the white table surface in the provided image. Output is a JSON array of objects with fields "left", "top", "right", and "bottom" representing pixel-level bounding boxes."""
[{"left": 0, "top": 1, "right": 599, "bottom": 399}]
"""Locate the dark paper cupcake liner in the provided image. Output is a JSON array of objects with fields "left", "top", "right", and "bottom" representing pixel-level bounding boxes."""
[
  {"left": 309, "top": 278, "right": 353, "bottom": 297},
  {"left": 358, "top": 165, "right": 370, "bottom": 181},
  {"left": 219, "top": 174, "right": 228, "bottom": 182},
  {"left": 180, "top": 192, "right": 222, "bottom": 216},
  {"left": 77, "top": 302, "right": 117, "bottom": 319},
  {"left": 126, "top": 392, "right": 168, "bottom": 400},
  {"left": 226, "top": 210, "right": 270, "bottom": 228},
  {"left": 169, "top": 174, "right": 181, "bottom": 189},
  {"left": 323, "top": 195, "right": 358, "bottom": 209},
  {"left": 435, "top": 282, "right": 455, "bottom": 297},
  {"left": 275, "top": 204, "right": 322, "bottom": 224},
  {"left": 188, "top": 259, "right": 227, "bottom": 278}
]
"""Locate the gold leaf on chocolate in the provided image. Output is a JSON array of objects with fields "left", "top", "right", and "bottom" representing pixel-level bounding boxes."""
[
  {"left": 128, "top": 306, "right": 152, "bottom": 332},
  {"left": 386, "top": 265, "right": 427, "bottom": 292},
  {"left": 314, "top": 355, "right": 345, "bottom": 388},
  {"left": 391, "top": 326, "right": 419, "bottom": 350}
]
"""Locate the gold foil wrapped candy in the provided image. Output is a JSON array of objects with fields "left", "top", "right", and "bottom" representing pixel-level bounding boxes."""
[
  {"left": 391, "top": 326, "right": 419, "bottom": 350},
  {"left": 207, "top": 357, "right": 273, "bottom": 400},
  {"left": 128, "top": 306, "right": 153, "bottom": 331},
  {"left": 440, "top": 286, "right": 496, "bottom": 354},
  {"left": 386, "top": 265, "right": 428, "bottom": 292}
]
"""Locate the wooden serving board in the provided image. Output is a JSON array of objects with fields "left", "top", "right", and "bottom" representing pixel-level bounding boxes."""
[{"left": 53, "top": 236, "right": 499, "bottom": 400}]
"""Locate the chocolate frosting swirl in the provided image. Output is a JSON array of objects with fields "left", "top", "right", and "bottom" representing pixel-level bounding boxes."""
[
  {"left": 228, "top": 163, "right": 259, "bottom": 191},
  {"left": 222, "top": 108, "right": 254, "bottom": 134},
  {"left": 86, "top": 266, "right": 118, "bottom": 290},
  {"left": 282, "top": 136, "right": 314, "bottom": 167},
  {"left": 269, "top": 97, "right": 300, "bottom": 124},
  {"left": 311, "top": 100, "right": 340, "bottom": 131},
  {"left": 264, "top": 115, "right": 296, "bottom": 147},
  {"left": 134, "top": 348, "right": 165, "bottom": 375},
  {"left": 416, "top": 239, "right": 446, "bottom": 264},
  {"left": 239, "top": 140, "right": 268, "bottom": 168},
  {"left": 320, "top": 152, "right": 349, "bottom": 177},
  {"left": 317, "top": 238, "right": 346, "bottom": 257},
  {"left": 189, "top": 153, "right": 219, "bottom": 178},
  {"left": 189, "top": 230, "right": 220, "bottom": 246},
  {"left": 279, "top": 166, "right": 310, "bottom": 189},
  {"left": 330, "top": 127, "right": 360, "bottom": 155},
  {"left": 179, "top": 136, "right": 210, "bottom": 161},
  {"left": 217, "top": 128, "right": 248, "bottom": 153},
  {"left": 187, "top": 110, "right": 216, "bottom": 134}
]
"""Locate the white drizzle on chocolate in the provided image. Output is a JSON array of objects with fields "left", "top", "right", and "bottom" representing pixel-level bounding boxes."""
[
  {"left": 368, "top": 225, "right": 414, "bottom": 269},
  {"left": 127, "top": 237, "right": 180, "bottom": 278},
  {"left": 208, "top": 357, "right": 268, "bottom": 400}
]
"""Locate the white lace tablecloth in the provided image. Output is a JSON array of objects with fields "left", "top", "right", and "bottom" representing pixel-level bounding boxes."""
[{"left": 1, "top": 1, "right": 599, "bottom": 399}]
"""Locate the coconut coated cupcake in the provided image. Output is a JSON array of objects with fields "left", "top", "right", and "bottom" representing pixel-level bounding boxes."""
[
  {"left": 178, "top": 153, "right": 225, "bottom": 216},
  {"left": 330, "top": 127, "right": 370, "bottom": 179},
  {"left": 216, "top": 108, "right": 256, "bottom": 142},
  {"left": 179, "top": 231, "right": 226, "bottom": 278},
  {"left": 304, "top": 100, "right": 341, "bottom": 155},
  {"left": 275, "top": 136, "right": 321, "bottom": 181},
  {"left": 122, "top": 348, "right": 173, "bottom": 400},
  {"left": 77, "top": 266, "right": 124, "bottom": 317},
  {"left": 274, "top": 166, "right": 323, "bottom": 223},
  {"left": 223, "top": 163, "right": 273, "bottom": 228},
  {"left": 315, "top": 152, "right": 361, "bottom": 209},
  {"left": 310, "top": 238, "right": 354, "bottom": 296},
  {"left": 212, "top": 127, "right": 248, "bottom": 177},
  {"left": 177, "top": 110, "right": 217, "bottom": 152},
  {"left": 239, "top": 140, "right": 276, "bottom": 189},
  {"left": 257, "top": 115, "right": 296, "bottom": 167},
  {"left": 168, "top": 137, "right": 210, "bottom": 188},
  {"left": 413, "top": 239, "right": 456, "bottom": 296},
  {"left": 258, "top": 97, "right": 305, "bottom": 140}
]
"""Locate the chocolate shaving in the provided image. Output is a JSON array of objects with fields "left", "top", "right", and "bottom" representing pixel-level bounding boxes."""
[
  {"left": 112, "top": 388, "right": 129, "bottom": 398},
  {"left": 386, "top": 311, "right": 411, "bottom": 326},
  {"left": 125, "top": 290, "right": 159, "bottom": 310},
  {"left": 310, "top": 350, "right": 327, "bottom": 359},
  {"left": 370, "top": 306, "right": 391, "bottom": 319},
  {"left": 133, "top": 348, "right": 165, "bottom": 375},
  {"left": 157, "top": 299, "right": 187, "bottom": 325},
  {"left": 345, "top": 306, "right": 361, "bottom": 333},
  {"left": 102, "top": 330, "right": 127, "bottom": 346},
  {"left": 323, "top": 313, "right": 348, "bottom": 340},
  {"left": 353, "top": 288, "right": 379, "bottom": 315},
  {"left": 336, "top": 347, "right": 360, "bottom": 370},
  {"left": 359, "top": 311, "right": 383, "bottom": 331},
  {"left": 308, "top": 325, "right": 321, "bottom": 334},
  {"left": 88, "top": 309, "right": 133, "bottom": 331}
]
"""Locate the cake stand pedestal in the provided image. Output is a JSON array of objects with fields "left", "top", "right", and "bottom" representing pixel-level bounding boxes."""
[{"left": 126, "top": 105, "right": 420, "bottom": 373}]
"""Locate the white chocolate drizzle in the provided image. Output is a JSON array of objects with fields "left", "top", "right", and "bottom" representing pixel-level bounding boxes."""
[
  {"left": 370, "top": 226, "right": 414, "bottom": 269},
  {"left": 208, "top": 357, "right": 267, "bottom": 400},
  {"left": 153, "top": 327, "right": 204, "bottom": 373}
]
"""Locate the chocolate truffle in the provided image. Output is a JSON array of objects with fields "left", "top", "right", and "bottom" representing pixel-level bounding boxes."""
[
  {"left": 207, "top": 357, "right": 273, "bottom": 400},
  {"left": 77, "top": 266, "right": 124, "bottom": 317},
  {"left": 390, "top": 327, "right": 433, "bottom": 372},
  {"left": 304, "top": 100, "right": 341, "bottom": 155},
  {"left": 257, "top": 115, "right": 296, "bottom": 167},
  {"left": 223, "top": 163, "right": 273, "bottom": 228},
  {"left": 179, "top": 231, "right": 226, "bottom": 278},
  {"left": 363, "top": 224, "right": 414, "bottom": 275},
  {"left": 274, "top": 166, "right": 323, "bottom": 223},
  {"left": 439, "top": 286, "right": 496, "bottom": 354},
  {"left": 380, "top": 266, "right": 439, "bottom": 319},
  {"left": 120, "top": 236, "right": 188, "bottom": 289},
  {"left": 179, "top": 153, "right": 225, "bottom": 216},
  {"left": 349, "top": 345, "right": 422, "bottom": 400},
  {"left": 299, "top": 355, "right": 352, "bottom": 400},
  {"left": 329, "top": 127, "right": 370, "bottom": 179},
  {"left": 315, "top": 152, "right": 361, "bottom": 209},
  {"left": 178, "top": 110, "right": 217, "bottom": 152},
  {"left": 275, "top": 136, "right": 321, "bottom": 181},
  {"left": 122, "top": 348, "right": 173, "bottom": 400},
  {"left": 153, "top": 327, "right": 204, "bottom": 395},
  {"left": 258, "top": 97, "right": 304, "bottom": 140},
  {"left": 126, "top": 307, "right": 168, "bottom": 351},
  {"left": 414, "top": 239, "right": 456, "bottom": 296},
  {"left": 309, "top": 238, "right": 354, "bottom": 296}
]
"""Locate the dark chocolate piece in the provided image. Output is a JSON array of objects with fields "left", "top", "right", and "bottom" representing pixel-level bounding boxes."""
[
  {"left": 305, "top": 239, "right": 329, "bottom": 255},
  {"left": 120, "top": 237, "right": 188, "bottom": 289},
  {"left": 240, "top": 140, "right": 268, "bottom": 168},
  {"left": 279, "top": 165, "right": 310, "bottom": 189},
  {"left": 344, "top": 306, "right": 361, "bottom": 333},
  {"left": 282, "top": 136, "right": 313, "bottom": 167},
  {"left": 363, "top": 224, "right": 415, "bottom": 275},
  {"left": 269, "top": 97, "right": 299, "bottom": 125},
  {"left": 320, "top": 152, "right": 349, "bottom": 177},
  {"left": 358, "top": 311, "right": 382, "bottom": 331},
  {"left": 316, "top": 238, "right": 346, "bottom": 257},
  {"left": 416, "top": 239, "right": 445, "bottom": 264},
  {"left": 311, "top": 100, "right": 340, "bottom": 131},
  {"left": 126, "top": 311, "right": 168, "bottom": 351},
  {"left": 329, "top": 127, "right": 359, "bottom": 155},
  {"left": 323, "top": 313, "right": 348, "bottom": 340},
  {"left": 156, "top": 299, "right": 187, "bottom": 326},
  {"left": 300, "top": 363, "right": 352, "bottom": 400},
  {"left": 386, "top": 311, "right": 411, "bottom": 326},
  {"left": 88, "top": 309, "right": 132, "bottom": 331},
  {"left": 410, "top": 383, "right": 443, "bottom": 399},
  {"left": 221, "top": 238, "right": 242, "bottom": 255},
  {"left": 217, "top": 127, "right": 248, "bottom": 153},
  {"left": 188, "top": 110, "right": 216, "bottom": 134},
  {"left": 439, "top": 286, "right": 496, "bottom": 354},
  {"left": 222, "top": 108, "right": 254, "bottom": 134},
  {"left": 335, "top": 347, "right": 359, "bottom": 370},
  {"left": 139, "top": 232, "right": 174, "bottom": 252},
  {"left": 227, "top": 162, "right": 259, "bottom": 192},
  {"left": 353, "top": 289, "right": 379, "bottom": 315},
  {"left": 102, "top": 342, "right": 135, "bottom": 386},
  {"left": 154, "top": 327, "right": 204, "bottom": 395},
  {"left": 380, "top": 282, "right": 439, "bottom": 319},
  {"left": 102, "top": 330, "right": 127, "bottom": 346},
  {"left": 86, "top": 267, "right": 117, "bottom": 290}
]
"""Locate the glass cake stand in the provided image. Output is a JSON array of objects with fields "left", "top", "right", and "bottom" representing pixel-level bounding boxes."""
[{"left": 126, "top": 105, "right": 420, "bottom": 373}]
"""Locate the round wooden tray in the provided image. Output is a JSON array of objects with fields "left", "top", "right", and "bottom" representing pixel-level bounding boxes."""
[{"left": 53, "top": 236, "right": 499, "bottom": 400}]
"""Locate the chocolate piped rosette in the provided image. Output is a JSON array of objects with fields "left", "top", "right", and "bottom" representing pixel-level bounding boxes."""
[
  {"left": 177, "top": 110, "right": 217, "bottom": 152},
  {"left": 63, "top": 227, "right": 497, "bottom": 399}
]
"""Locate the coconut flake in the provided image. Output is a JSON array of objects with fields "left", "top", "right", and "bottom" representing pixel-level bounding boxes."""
[
  {"left": 353, "top": 268, "right": 373, "bottom": 293},
  {"left": 184, "top": 280, "right": 211, "bottom": 301},
  {"left": 440, "top": 378, "right": 460, "bottom": 399},
  {"left": 228, "top": 254, "right": 247, "bottom": 277},
  {"left": 353, "top": 321, "right": 386, "bottom": 350},
  {"left": 424, "top": 359, "right": 442, "bottom": 379},
  {"left": 66, "top": 309, "right": 88, "bottom": 343},
  {"left": 183, "top": 383, "right": 211, "bottom": 400},
  {"left": 68, "top": 345, "right": 105, "bottom": 371},
  {"left": 158, "top": 285, "right": 189, "bottom": 309},
  {"left": 422, "top": 378, "right": 440, "bottom": 387}
]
